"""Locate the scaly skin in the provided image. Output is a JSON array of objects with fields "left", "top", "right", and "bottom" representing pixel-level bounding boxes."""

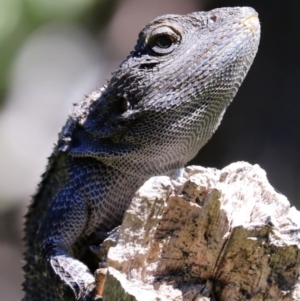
[{"left": 22, "top": 7, "right": 260, "bottom": 301}]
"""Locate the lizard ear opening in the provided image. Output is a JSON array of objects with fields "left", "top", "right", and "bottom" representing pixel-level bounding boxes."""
[
  {"left": 117, "top": 96, "right": 130, "bottom": 113},
  {"left": 146, "top": 26, "right": 181, "bottom": 55}
]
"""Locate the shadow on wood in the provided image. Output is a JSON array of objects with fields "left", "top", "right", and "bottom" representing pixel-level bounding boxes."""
[{"left": 101, "top": 162, "right": 300, "bottom": 301}]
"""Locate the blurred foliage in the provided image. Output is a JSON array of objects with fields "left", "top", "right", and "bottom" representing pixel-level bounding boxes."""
[{"left": 0, "top": 0, "right": 118, "bottom": 107}]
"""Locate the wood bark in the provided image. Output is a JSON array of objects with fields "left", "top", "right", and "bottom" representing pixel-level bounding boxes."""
[{"left": 101, "top": 162, "right": 300, "bottom": 301}]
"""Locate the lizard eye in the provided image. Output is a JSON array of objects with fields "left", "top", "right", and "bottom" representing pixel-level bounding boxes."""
[
  {"left": 146, "top": 26, "right": 181, "bottom": 55},
  {"left": 156, "top": 35, "right": 173, "bottom": 48}
]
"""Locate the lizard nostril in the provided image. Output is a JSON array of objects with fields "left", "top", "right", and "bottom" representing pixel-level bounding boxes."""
[{"left": 210, "top": 15, "right": 217, "bottom": 22}]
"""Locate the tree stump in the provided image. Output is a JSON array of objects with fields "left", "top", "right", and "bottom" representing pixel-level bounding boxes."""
[{"left": 101, "top": 162, "right": 300, "bottom": 301}]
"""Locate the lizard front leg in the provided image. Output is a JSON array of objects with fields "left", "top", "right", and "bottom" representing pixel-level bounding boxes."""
[{"left": 36, "top": 187, "right": 102, "bottom": 301}]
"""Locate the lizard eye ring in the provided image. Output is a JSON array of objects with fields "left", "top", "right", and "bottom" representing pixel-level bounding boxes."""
[{"left": 146, "top": 26, "right": 181, "bottom": 55}]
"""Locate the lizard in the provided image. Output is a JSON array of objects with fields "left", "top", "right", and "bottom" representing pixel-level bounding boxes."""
[{"left": 22, "top": 6, "right": 260, "bottom": 301}]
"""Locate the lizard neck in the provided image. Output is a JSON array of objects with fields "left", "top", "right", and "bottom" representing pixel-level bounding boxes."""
[{"left": 68, "top": 156, "right": 148, "bottom": 234}]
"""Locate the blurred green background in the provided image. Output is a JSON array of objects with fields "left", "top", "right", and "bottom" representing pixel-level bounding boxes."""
[
  {"left": 0, "top": 0, "right": 299, "bottom": 300},
  {"left": 0, "top": 0, "right": 115, "bottom": 101}
]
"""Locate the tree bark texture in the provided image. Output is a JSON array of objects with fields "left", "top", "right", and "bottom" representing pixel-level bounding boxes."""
[{"left": 101, "top": 162, "right": 300, "bottom": 301}]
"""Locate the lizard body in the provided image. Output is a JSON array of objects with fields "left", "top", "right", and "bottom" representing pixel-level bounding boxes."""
[{"left": 22, "top": 7, "right": 260, "bottom": 301}]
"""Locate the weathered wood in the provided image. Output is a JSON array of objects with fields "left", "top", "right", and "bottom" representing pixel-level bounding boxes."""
[{"left": 102, "top": 162, "right": 300, "bottom": 301}]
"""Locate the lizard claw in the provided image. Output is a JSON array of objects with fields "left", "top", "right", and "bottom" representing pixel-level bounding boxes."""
[{"left": 94, "top": 263, "right": 108, "bottom": 298}]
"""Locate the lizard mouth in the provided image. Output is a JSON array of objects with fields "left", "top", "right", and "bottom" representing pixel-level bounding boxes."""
[
  {"left": 241, "top": 13, "right": 260, "bottom": 41},
  {"left": 242, "top": 13, "right": 259, "bottom": 29}
]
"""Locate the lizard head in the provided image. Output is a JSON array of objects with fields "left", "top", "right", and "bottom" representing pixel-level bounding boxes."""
[{"left": 68, "top": 7, "right": 260, "bottom": 176}]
